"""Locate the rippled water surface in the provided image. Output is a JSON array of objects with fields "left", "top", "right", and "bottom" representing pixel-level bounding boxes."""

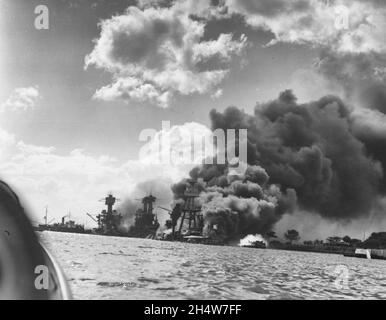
[{"left": 39, "top": 232, "right": 386, "bottom": 300}]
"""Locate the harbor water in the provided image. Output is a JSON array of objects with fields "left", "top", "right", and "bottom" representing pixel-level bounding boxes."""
[{"left": 39, "top": 232, "right": 386, "bottom": 300}]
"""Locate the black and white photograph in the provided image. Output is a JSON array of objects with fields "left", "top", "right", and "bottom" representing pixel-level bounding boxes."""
[{"left": 0, "top": 0, "right": 386, "bottom": 305}]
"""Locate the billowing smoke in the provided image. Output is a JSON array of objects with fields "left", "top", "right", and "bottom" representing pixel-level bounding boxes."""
[
  {"left": 211, "top": 90, "right": 383, "bottom": 219},
  {"left": 239, "top": 234, "right": 267, "bottom": 247},
  {"left": 117, "top": 198, "right": 138, "bottom": 231},
  {"left": 134, "top": 0, "right": 386, "bottom": 240},
  {"left": 118, "top": 178, "right": 173, "bottom": 230},
  {"left": 172, "top": 90, "right": 386, "bottom": 241},
  {"left": 317, "top": 50, "right": 386, "bottom": 192},
  {"left": 172, "top": 163, "right": 297, "bottom": 242}
]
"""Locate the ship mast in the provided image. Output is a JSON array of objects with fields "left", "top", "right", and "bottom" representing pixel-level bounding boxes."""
[
  {"left": 177, "top": 180, "right": 203, "bottom": 237},
  {"left": 44, "top": 206, "right": 48, "bottom": 226}
]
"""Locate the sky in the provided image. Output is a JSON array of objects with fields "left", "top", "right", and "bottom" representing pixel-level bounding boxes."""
[{"left": 1, "top": 0, "right": 386, "bottom": 235}]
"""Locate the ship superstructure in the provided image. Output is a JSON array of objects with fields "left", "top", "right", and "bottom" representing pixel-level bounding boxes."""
[
  {"left": 176, "top": 180, "right": 204, "bottom": 239},
  {"left": 94, "top": 194, "right": 122, "bottom": 235},
  {"left": 127, "top": 194, "right": 160, "bottom": 238},
  {"left": 158, "top": 180, "right": 223, "bottom": 244}
]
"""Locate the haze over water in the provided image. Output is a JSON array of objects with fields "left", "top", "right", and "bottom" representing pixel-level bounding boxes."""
[{"left": 39, "top": 232, "right": 386, "bottom": 300}]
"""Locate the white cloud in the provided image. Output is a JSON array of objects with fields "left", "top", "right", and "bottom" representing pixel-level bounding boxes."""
[
  {"left": 1, "top": 86, "right": 41, "bottom": 112},
  {"left": 225, "top": 0, "right": 386, "bottom": 54},
  {"left": 211, "top": 88, "right": 223, "bottom": 99},
  {"left": 0, "top": 121, "right": 212, "bottom": 224},
  {"left": 192, "top": 33, "right": 247, "bottom": 63},
  {"left": 85, "top": 3, "right": 247, "bottom": 107},
  {"left": 139, "top": 121, "right": 214, "bottom": 166},
  {"left": 93, "top": 77, "right": 172, "bottom": 108}
]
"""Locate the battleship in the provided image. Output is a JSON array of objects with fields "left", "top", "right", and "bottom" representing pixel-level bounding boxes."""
[
  {"left": 158, "top": 180, "right": 204, "bottom": 241},
  {"left": 85, "top": 180, "right": 216, "bottom": 243},
  {"left": 127, "top": 194, "right": 160, "bottom": 239},
  {"left": 35, "top": 193, "right": 161, "bottom": 239},
  {"left": 158, "top": 180, "right": 225, "bottom": 245},
  {"left": 86, "top": 194, "right": 123, "bottom": 236},
  {"left": 86, "top": 180, "right": 224, "bottom": 244},
  {"left": 86, "top": 193, "right": 160, "bottom": 239},
  {"left": 34, "top": 180, "right": 224, "bottom": 245}
]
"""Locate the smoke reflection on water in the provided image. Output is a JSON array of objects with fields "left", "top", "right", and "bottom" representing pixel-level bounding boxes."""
[{"left": 39, "top": 232, "right": 386, "bottom": 300}]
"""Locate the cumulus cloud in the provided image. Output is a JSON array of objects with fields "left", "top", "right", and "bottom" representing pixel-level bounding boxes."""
[
  {"left": 225, "top": 0, "right": 386, "bottom": 54},
  {"left": 114, "top": 0, "right": 386, "bottom": 112},
  {"left": 93, "top": 77, "right": 172, "bottom": 108},
  {"left": 1, "top": 86, "right": 41, "bottom": 112},
  {"left": 139, "top": 121, "right": 214, "bottom": 166},
  {"left": 0, "top": 130, "right": 131, "bottom": 222},
  {"left": 215, "top": 0, "right": 386, "bottom": 147},
  {"left": 85, "top": 3, "right": 247, "bottom": 107},
  {"left": 145, "top": 0, "right": 386, "bottom": 54},
  {"left": 0, "top": 121, "right": 212, "bottom": 223}
]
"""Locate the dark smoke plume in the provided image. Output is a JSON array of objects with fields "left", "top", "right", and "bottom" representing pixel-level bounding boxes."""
[
  {"left": 317, "top": 50, "right": 386, "bottom": 192},
  {"left": 172, "top": 165, "right": 297, "bottom": 242},
  {"left": 172, "top": 90, "right": 386, "bottom": 241},
  {"left": 210, "top": 90, "right": 383, "bottom": 219}
]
